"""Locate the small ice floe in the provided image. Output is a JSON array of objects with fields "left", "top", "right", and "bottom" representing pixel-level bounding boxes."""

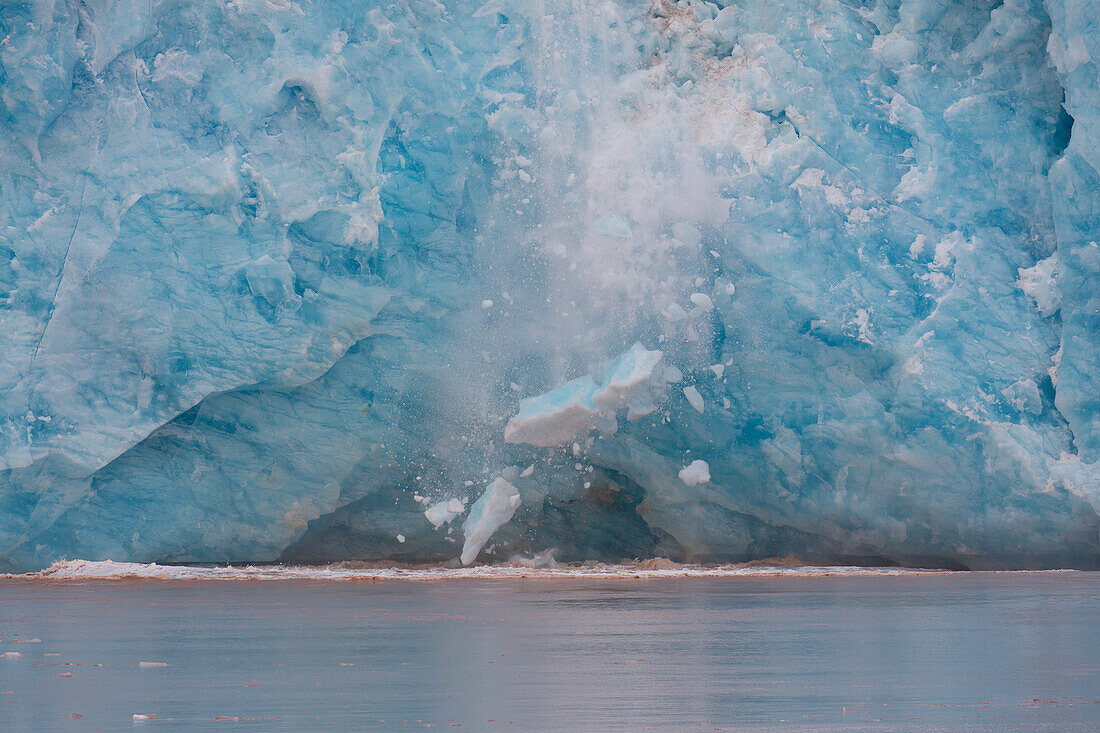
[
  {"left": 132, "top": 713, "right": 157, "bottom": 721},
  {"left": 0, "top": 652, "right": 22, "bottom": 659},
  {"left": 481, "top": 299, "right": 494, "bottom": 309},
  {"left": 679, "top": 460, "right": 711, "bottom": 486},
  {"left": 395, "top": 534, "right": 405, "bottom": 543},
  {"left": 12, "top": 638, "right": 41, "bottom": 643},
  {"left": 138, "top": 661, "right": 168, "bottom": 669}
]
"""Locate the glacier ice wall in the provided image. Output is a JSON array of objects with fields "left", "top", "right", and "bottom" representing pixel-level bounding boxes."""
[{"left": 1, "top": 0, "right": 1098, "bottom": 570}]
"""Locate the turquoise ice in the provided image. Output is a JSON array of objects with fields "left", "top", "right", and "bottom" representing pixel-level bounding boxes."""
[{"left": 1, "top": 0, "right": 1097, "bottom": 570}]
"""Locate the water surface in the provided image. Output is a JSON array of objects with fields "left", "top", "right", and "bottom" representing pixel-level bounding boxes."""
[{"left": 2, "top": 571, "right": 1098, "bottom": 730}]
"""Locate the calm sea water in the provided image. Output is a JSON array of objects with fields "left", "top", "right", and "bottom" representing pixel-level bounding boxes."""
[{"left": 1, "top": 571, "right": 1098, "bottom": 731}]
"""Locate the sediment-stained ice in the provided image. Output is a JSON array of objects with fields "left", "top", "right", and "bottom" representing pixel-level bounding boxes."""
[{"left": 1, "top": 0, "right": 1098, "bottom": 570}]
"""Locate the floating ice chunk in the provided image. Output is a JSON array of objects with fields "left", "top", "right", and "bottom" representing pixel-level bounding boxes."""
[
  {"left": 424, "top": 498, "right": 466, "bottom": 527},
  {"left": 520, "top": 464, "right": 535, "bottom": 478},
  {"left": 460, "top": 478, "right": 521, "bottom": 565},
  {"left": 139, "top": 661, "right": 168, "bottom": 669},
  {"left": 1, "top": 652, "right": 22, "bottom": 659},
  {"left": 396, "top": 534, "right": 405, "bottom": 543},
  {"left": 132, "top": 714, "right": 157, "bottom": 721},
  {"left": 679, "top": 460, "right": 711, "bottom": 486},
  {"left": 505, "top": 344, "right": 665, "bottom": 447},
  {"left": 481, "top": 299, "right": 494, "bottom": 309},
  {"left": 689, "top": 293, "right": 713, "bottom": 311},
  {"left": 708, "top": 364, "right": 724, "bottom": 379},
  {"left": 683, "top": 386, "right": 704, "bottom": 414}
]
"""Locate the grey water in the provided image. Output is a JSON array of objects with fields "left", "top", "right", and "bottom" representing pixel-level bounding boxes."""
[{"left": 2, "top": 573, "right": 1098, "bottom": 731}]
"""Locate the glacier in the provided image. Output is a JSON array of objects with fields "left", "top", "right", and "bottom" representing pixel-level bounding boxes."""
[{"left": 1, "top": 0, "right": 1098, "bottom": 571}]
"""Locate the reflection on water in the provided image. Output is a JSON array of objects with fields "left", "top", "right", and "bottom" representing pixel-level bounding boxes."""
[{"left": 1, "top": 574, "right": 1098, "bottom": 731}]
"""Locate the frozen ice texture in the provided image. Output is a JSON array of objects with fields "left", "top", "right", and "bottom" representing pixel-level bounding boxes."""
[
  {"left": 424, "top": 498, "right": 466, "bottom": 528},
  {"left": 1, "top": 0, "right": 1098, "bottom": 570},
  {"left": 504, "top": 343, "right": 665, "bottom": 447},
  {"left": 679, "top": 460, "right": 711, "bottom": 487},
  {"left": 461, "top": 478, "right": 521, "bottom": 565}
]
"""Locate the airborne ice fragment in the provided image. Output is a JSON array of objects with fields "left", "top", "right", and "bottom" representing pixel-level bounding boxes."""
[
  {"left": 683, "top": 386, "right": 704, "bottom": 414},
  {"left": 593, "top": 344, "right": 664, "bottom": 409},
  {"left": 665, "top": 303, "right": 689, "bottom": 321},
  {"left": 503, "top": 377, "right": 603, "bottom": 447},
  {"left": 689, "top": 293, "right": 713, "bottom": 311},
  {"left": 424, "top": 498, "right": 466, "bottom": 528},
  {"left": 460, "top": 478, "right": 521, "bottom": 565},
  {"left": 504, "top": 344, "right": 664, "bottom": 447},
  {"left": 679, "top": 460, "right": 711, "bottom": 486}
]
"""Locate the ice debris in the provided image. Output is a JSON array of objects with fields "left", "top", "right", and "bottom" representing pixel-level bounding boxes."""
[
  {"left": 683, "top": 386, "right": 705, "bottom": 414},
  {"left": 504, "top": 344, "right": 665, "bottom": 447},
  {"left": 461, "top": 478, "right": 521, "bottom": 565},
  {"left": 679, "top": 460, "right": 711, "bottom": 486},
  {"left": 424, "top": 498, "right": 467, "bottom": 528}
]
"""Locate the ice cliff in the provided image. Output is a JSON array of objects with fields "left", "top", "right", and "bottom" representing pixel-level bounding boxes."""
[{"left": 1, "top": 0, "right": 1098, "bottom": 571}]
